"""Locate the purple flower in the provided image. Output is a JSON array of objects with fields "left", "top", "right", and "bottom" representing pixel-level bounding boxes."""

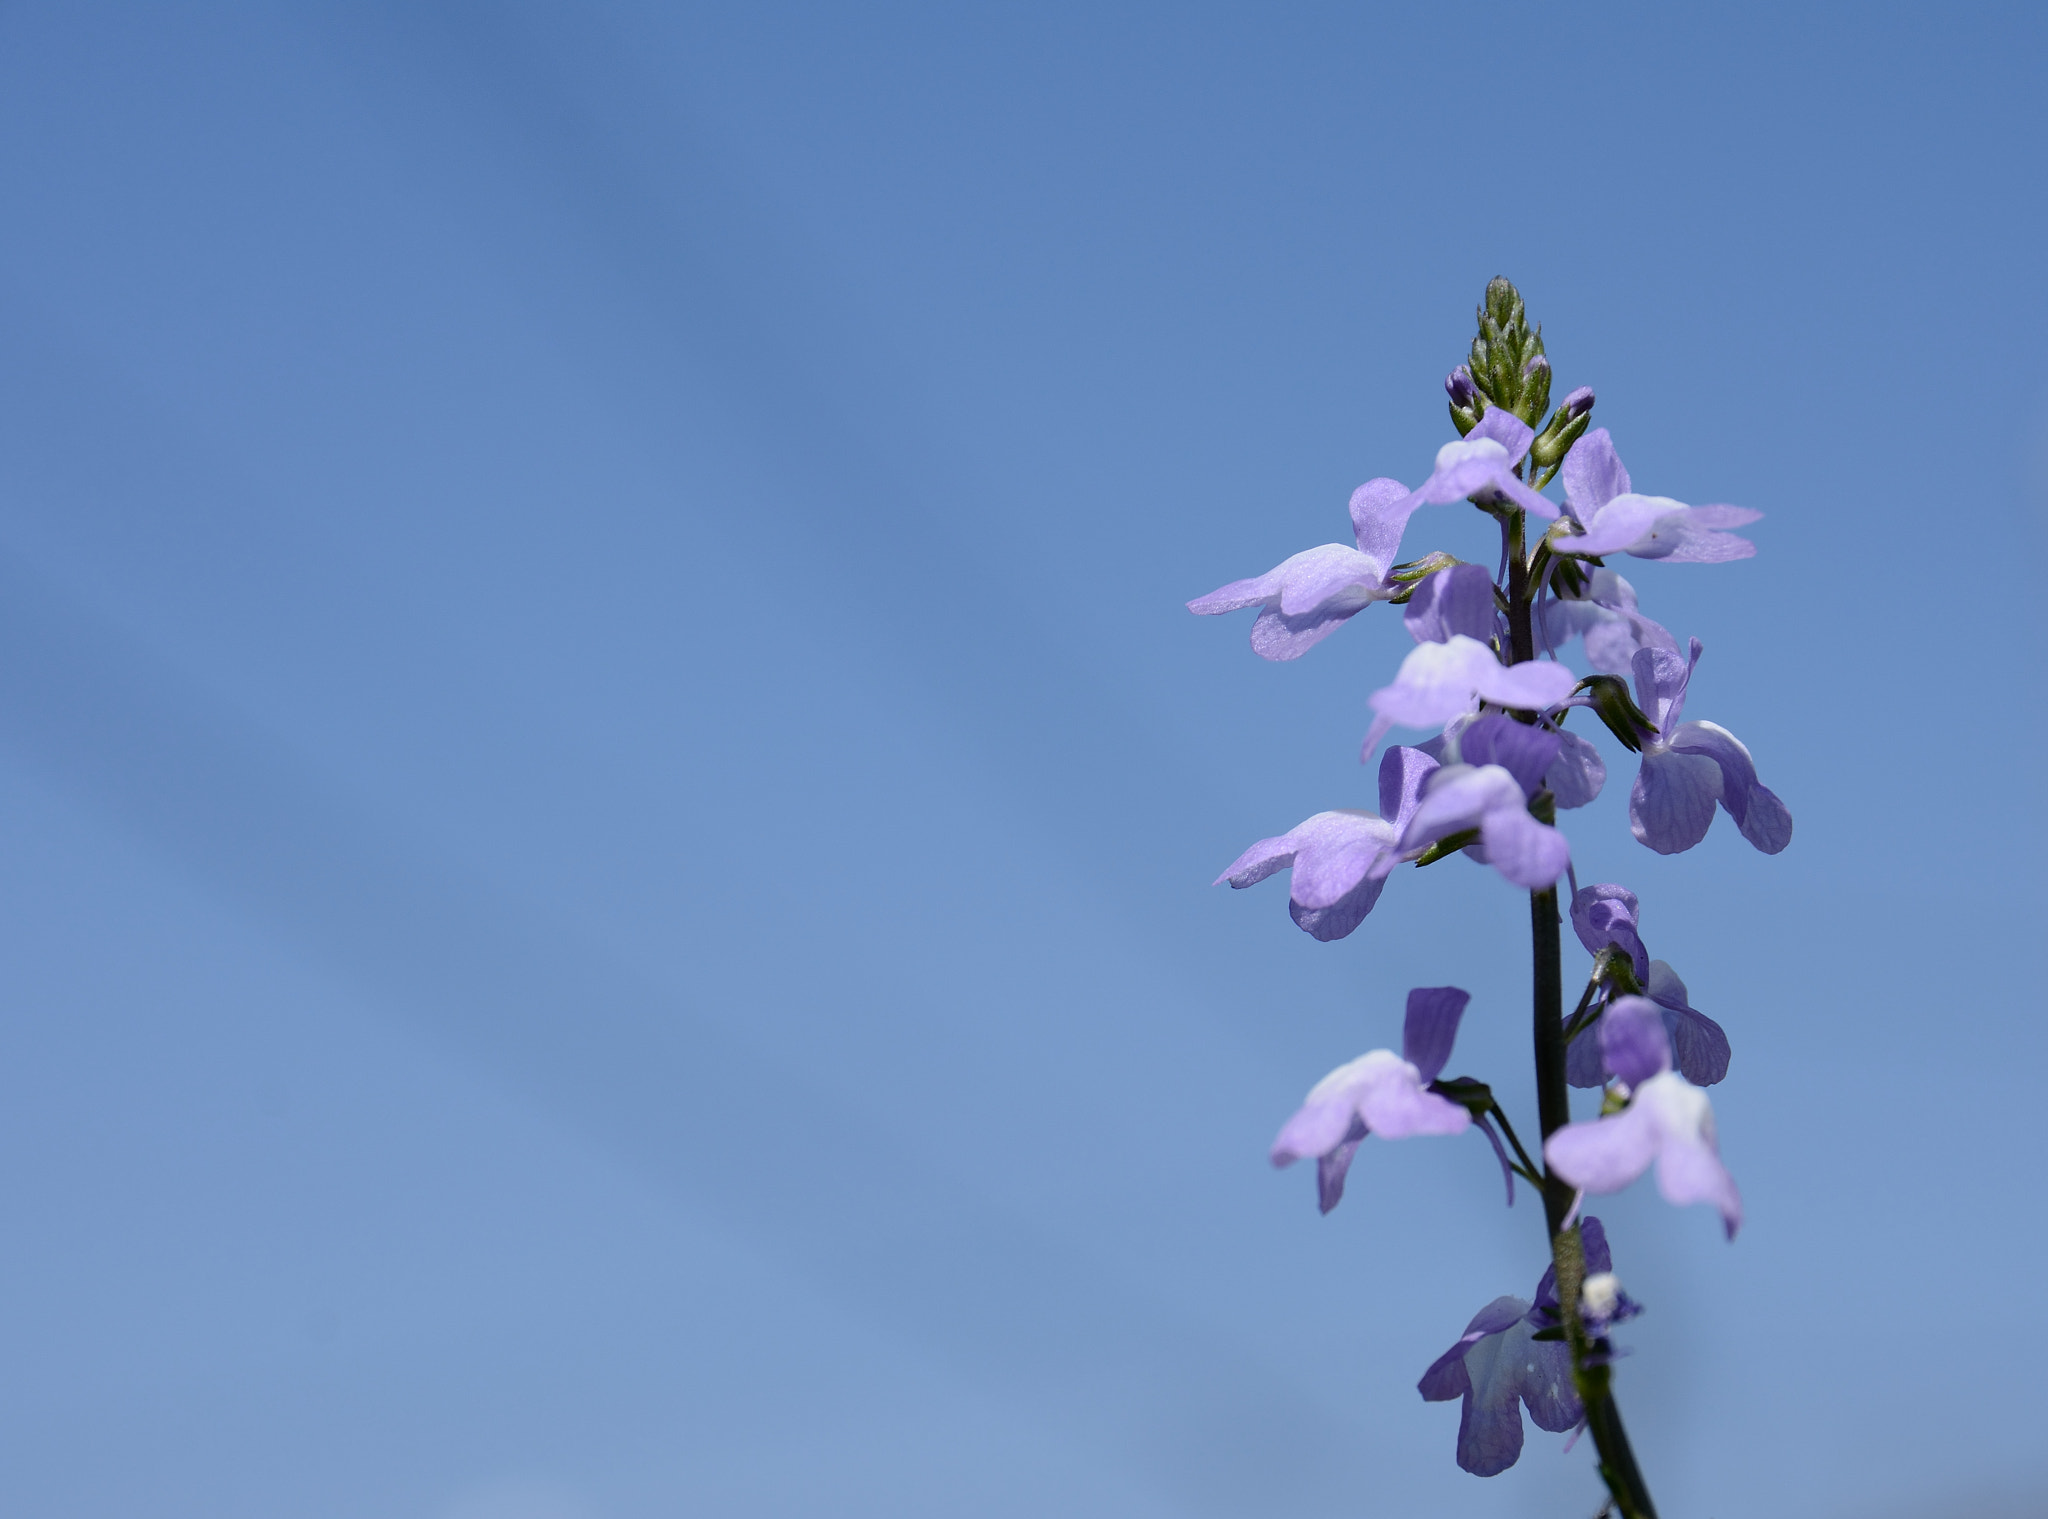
[
  {"left": 1398, "top": 408, "right": 1560, "bottom": 520},
  {"left": 1270, "top": 987, "right": 1474, "bottom": 1213},
  {"left": 1545, "top": 1001, "right": 1744, "bottom": 1238},
  {"left": 1551, "top": 429, "right": 1762, "bottom": 562},
  {"left": 1537, "top": 566, "right": 1678, "bottom": 676},
  {"left": 1361, "top": 636, "right": 1579, "bottom": 760},
  {"left": 1399, "top": 762, "right": 1570, "bottom": 890},
  {"left": 1184, "top": 477, "right": 1412, "bottom": 661},
  {"left": 1628, "top": 641, "right": 1792, "bottom": 855},
  {"left": 1435, "top": 712, "right": 1606, "bottom": 812},
  {"left": 1527, "top": 1217, "right": 1640, "bottom": 1345},
  {"left": 1214, "top": 747, "right": 1437, "bottom": 941},
  {"left": 1417, "top": 1219, "right": 1632, "bottom": 1477},
  {"left": 1567, "top": 885, "right": 1732, "bottom": 1087}
]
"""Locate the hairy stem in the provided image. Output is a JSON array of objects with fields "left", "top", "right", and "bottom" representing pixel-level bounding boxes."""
[{"left": 1505, "top": 504, "right": 1660, "bottom": 1519}]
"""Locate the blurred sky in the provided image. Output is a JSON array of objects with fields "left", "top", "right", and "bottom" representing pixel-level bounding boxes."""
[{"left": 0, "top": 4, "right": 2043, "bottom": 1517}]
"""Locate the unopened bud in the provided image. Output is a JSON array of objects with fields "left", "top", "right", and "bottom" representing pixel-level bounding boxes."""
[
  {"left": 1464, "top": 277, "right": 1549, "bottom": 425},
  {"left": 1520, "top": 354, "right": 1553, "bottom": 422},
  {"left": 1445, "top": 365, "right": 1482, "bottom": 436},
  {"left": 1530, "top": 384, "right": 1596, "bottom": 469},
  {"left": 1574, "top": 674, "right": 1660, "bottom": 752}
]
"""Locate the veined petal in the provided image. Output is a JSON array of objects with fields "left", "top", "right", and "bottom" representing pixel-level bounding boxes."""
[
  {"left": 1275, "top": 543, "right": 1393, "bottom": 615},
  {"left": 1647, "top": 961, "right": 1732, "bottom": 1086},
  {"left": 1404, "top": 563, "right": 1500, "bottom": 645},
  {"left": 1470, "top": 656, "right": 1578, "bottom": 713},
  {"left": 1563, "top": 493, "right": 1677, "bottom": 556},
  {"left": 1419, "top": 1295, "right": 1527, "bottom": 1402},
  {"left": 1400, "top": 764, "right": 1526, "bottom": 850},
  {"left": 1401, "top": 985, "right": 1470, "bottom": 1084},
  {"left": 1350, "top": 476, "right": 1419, "bottom": 566},
  {"left": 1629, "top": 748, "right": 1721, "bottom": 854},
  {"left": 1669, "top": 720, "right": 1792, "bottom": 854},
  {"left": 1571, "top": 883, "right": 1650, "bottom": 983},
  {"left": 1476, "top": 804, "right": 1570, "bottom": 888},
  {"left": 1561, "top": 429, "right": 1631, "bottom": 519},
  {"left": 1248, "top": 601, "right": 1367, "bottom": 661},
  {"left": 1369, "top": 636, "right": 1501, "bottom": 729},
  {"left": 1378, "top": 745, "right": 1441, "bottom": 827},
  {"left": 1545, "top": 730, "right": 1607, "bottom": 809},
  {"left": 1457, "top": 714, "right": 1562, "bottom": 798},
  {"left": 1468, "top": 407, "right": 1535, "bottom": 465},
  {"left": 1457, "top": 1320, "right": 1534, "bottom": 1475}
]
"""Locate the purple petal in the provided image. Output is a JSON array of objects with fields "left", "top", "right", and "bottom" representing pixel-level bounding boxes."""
[
  {"left": 1401, "top": 764, "right": 1526, "bottom": 851},
  {"left": 1401, "top": 986, "right": 1471, "bottom": 1084},
  {"left": 1404, "top": 563, "right": 1500, "bottom": 645},
  {"left": 1545, "top": 730, "right": 1607, "bottom": 809},
  {"left": 1566, "top": 1016, "right": 1608, "bottom": 1088},
  {"left": 1315, "top": 1117, "right": 1369, "bottom": 1214},
  {"left": 1564, "top": 494, "right": 1676, "bottom": 557},
  {"left": 1516, "top": 1335, "right": 1583, "bottom": 1434},
  {"left": 1377, "top": 744, "right": 1441, "bottom": 827},
  {"left": 1287, "top": 814, "right": 1400, "bottom": 910},
  {"left": 1188, "top": 566, "right": 1287, "bottom": 617},
  {"left": 1289, "top": 875, "right": 1389, "bottom": 942},
  {"left": 1648, "top": 961, "right": 1732, "bottom": 1086},
  {"left": 1419, "top": 1295, "right": 1528, "bottom": 1403},
  {"left": 1579, "top": 1216, "right": 1615, "bottom": 1276},
  {"left": 1599, "top": 996, "right": 1673, "bottom": 1086},
  {"left": 1630, "top": 640, "right": 1702, "bottom": 736},
  {"left": 1274, "top": 544, "right": 1392, "bottom": 615},
  {"left": 1369, "top": 636, "right": 1502, "bottom": 729},
  {"left": 1355, "top": 1062, "right": 1470, "bottom": 1139},
  {"left": 1629, "top": 748, "right": 1721, "bottom": 855},
  {"left": 1471, "top": 656, "right": 1578, "bottom": 713},
  {"left": 1457, "top": 1322, "right": 1533, "bottom": 1475},
  {"left": 1561, "top": 429, "right": 1631, "bottom": 519},
  {"left": 1350, "top": 476, "right": 1419, "bottom": 566},
  {"left": 1545, "top": 1102, "right": 1659, "bottom": 1193},
  {"left": 1668, "top": 720, "right": 1792, "bottom": 854},
  {"left": 1636, "top": 1074, "right": 1742, "bottom": 1237},
  {"left": 1686, "top": 504, "right": 1763, "bottom": 529},
  {"left": 1248, "top": 600, "right": 1366, "bottom": 661},
  {"left": 1457, "top": 714, "right": 1562, "bottom": 798},
  {"left": 1269, "top": 1093, "right": 1360, "bottom": 1168},
  {"left": 1476, "top": 804, "right": 1571, "bottom": 889},
  {"left": 1570, "top": 884, "right": 1651, "bottom": 984},
  {"left": 1468, "top": 407, "right": 1535, "bottom": 465}
]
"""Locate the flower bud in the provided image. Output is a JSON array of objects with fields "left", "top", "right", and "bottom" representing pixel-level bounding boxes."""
[
  {"left": 1573, "top": 674, "right": 1660, "bottom": 752},
  {"left": 1529, "top": 385, "right": 1596, "bottom": 469},
  {"left": 1445, "top": 365, "right": 1482, "bottom": 436},
  {"left": 1464, "top": 277, "right": 1549, "bottom": 425}
]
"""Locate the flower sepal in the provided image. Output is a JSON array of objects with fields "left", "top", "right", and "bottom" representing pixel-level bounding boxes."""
[{"left": 1574, "top": 674, "right": 1660, "bottom": 752}]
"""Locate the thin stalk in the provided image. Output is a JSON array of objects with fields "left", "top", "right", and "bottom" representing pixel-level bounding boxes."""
[{"left": 1504, "top": 503, "right": 1660, "bottom": 1519}]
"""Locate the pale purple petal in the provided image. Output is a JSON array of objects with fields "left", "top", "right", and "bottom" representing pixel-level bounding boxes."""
[
  {"left": 1562, "top": 494, "right": 1676, "bottom": 556},
  {"left": 1401, "top": 985, "right": 1470, "bottom": 1084},
  {"left": 1599, "top": 996, "right": 1673, "bottom": 1086},
  {"left": 1291, "top": 877, "right": 1389, "bottom": 941},
  {"left": 1369, "top": 636, "right": 1502, "bottom": 729},
  {"left": 1287, "top": 814, "right": 1400, "bottom": 910},
  {"left": 1400, "top": 764, "right": 1526, "bottom": 851},
  {"left": 1247, "top": 601, "right": 1366, "bottom": 660},
  {"left": 1275, "top": 544, "right": 1393, "bottom": 615},
  {"left": 1545, "top": 730, "right": 1607, "bottom": 809},
  {"left": 1566, "top": 1019, "right": 1607, "bottom": 1088},
  {"left": 1404, "top": 563, "right": 1499, "bottom": 645},
  {"left": 1470, "top": 656, "right": 1578, "bottom": 713},
  {"left": 1188, "top": 567, "right": 1287, "bottom": 617},
  {"left": 1545, "top": 1101, "right": 1659, "bottom": 1193},
  {"left": 1686, "top": 505, "right": 1763, "bottom": 529},
  {"left": 1477, "top": 805, "right": 1571, "bottom": 889},
  {"left": 1647, "top": 961, "right": 1731, "bottom": 1086},
  {"left": 1468, "top": 407, "right": 1535, "bottom": 465},
  {"left": 1635, "top": 1074, "right": 1742, "bottom": 1237},
  {"left": 1668, "top": 720, "right": 1792, "bottom": 854},
  {"left": 1629, "top": 748, "right": 1721, "bottom": 854},
  {"left": 1561, "top": 429, "right": 1631, "bottom": 519},
  {"left": 1356, "top": 1061, "right": 1470, "bottom": 1138},
  {"left": 1350, "top": 477, "right": 1419, "bottom": 566},
  {"left": 1457, "top": 714, "right": 1562, "bottom": 798},
  {"left": 1269, "top": 1092, "right": 1360, "bottom": 1168}
]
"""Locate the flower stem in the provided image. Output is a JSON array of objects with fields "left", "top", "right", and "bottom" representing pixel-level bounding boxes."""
[{"left": 1506, "top": 506, "right": 1660, "bottom": 1519}]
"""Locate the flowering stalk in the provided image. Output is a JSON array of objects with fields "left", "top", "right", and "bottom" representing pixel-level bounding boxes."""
[{"left": 1193, "top": 278, "right": 1784, "bottom": 1507}]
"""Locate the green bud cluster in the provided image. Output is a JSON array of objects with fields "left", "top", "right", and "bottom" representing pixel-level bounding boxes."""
[{"left": 1464, "top": 277, "right": 1551, "bottom": 427}]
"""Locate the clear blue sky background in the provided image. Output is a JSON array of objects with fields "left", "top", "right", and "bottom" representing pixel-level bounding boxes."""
[{"left": 0, "top": 4, "right": 2041, "bottom": 1517}]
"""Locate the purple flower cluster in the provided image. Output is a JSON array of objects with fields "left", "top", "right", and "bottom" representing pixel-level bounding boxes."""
[{"left": 1190, "top": 289, "right": 1788, "bottom": 1499}]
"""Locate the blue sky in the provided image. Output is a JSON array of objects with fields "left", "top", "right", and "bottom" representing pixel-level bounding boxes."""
[{"left": 0, "top": 4, "right": 2042, "bottom": 1516}]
